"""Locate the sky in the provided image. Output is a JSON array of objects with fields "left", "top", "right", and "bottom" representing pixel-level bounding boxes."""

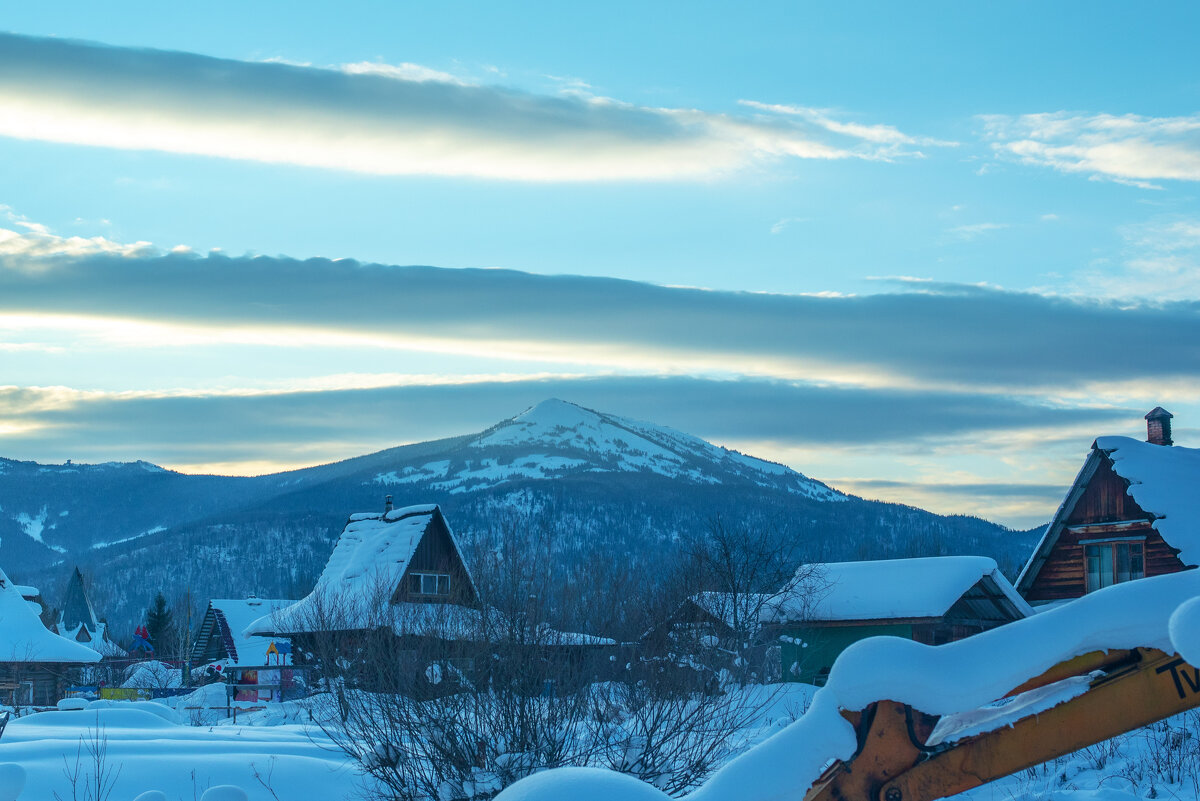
[{"left": 2, "top": 1, "right": 1199, "bottom": 528}]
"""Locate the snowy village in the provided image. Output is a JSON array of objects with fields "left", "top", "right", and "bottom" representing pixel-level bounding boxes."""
[
  {"left": 0, "top": 404, "right": 1199, "bottom": 801},
  {"left": 2, "top": 5, "right": 1199, "bottom": 801}
]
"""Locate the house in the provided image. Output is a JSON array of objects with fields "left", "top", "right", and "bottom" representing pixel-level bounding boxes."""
[
  {"left": 51, "top": 567, "right": 127, "bottom": 659},
  {"left": 191, "top": 597, "right": 295, "bottom": 701},
  {"left": 247, "top": 502, "right": 493, "bottom": 692},
  {"left": 641, "top": 592, "right": 773, "bottom": 675},
  {"left": 248, "top": 502, "right": 615, "bottom": 691},
  {"left": 1016, "top": 408, "right": 1196, "bottom": 605},
  {"left": 192, "top": 597, "right": 294, "bottom": 667},
  {"left": 0, "top": 565, "right": 101, "bottom": 705},
  {"left": 760, "top": 556, "right": 1030, "bottom": 684}
]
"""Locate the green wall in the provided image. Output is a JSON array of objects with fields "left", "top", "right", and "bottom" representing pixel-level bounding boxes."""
[{"left": 779, "top": 623, "right": 913, "bottom": 684}]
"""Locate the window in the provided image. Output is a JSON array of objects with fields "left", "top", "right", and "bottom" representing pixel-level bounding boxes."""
[
  {"left": 1085, "top": 541, "right": 1144, "bottom": 593},
  {"left": 408, "top": 572, "right": 450, "bottom": 596}
]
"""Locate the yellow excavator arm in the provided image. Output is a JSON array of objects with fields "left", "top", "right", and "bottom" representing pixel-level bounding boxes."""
[{"left": 805, "top": 646, "right": 1200, "bottom": 801}]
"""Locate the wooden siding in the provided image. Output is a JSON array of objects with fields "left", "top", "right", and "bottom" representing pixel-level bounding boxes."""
[
  {"left": 1067, "top": 456, "right": 1149, "bottom": 524},
  {"left": 1026, "top": 453, "right": 1187, "bottom": 602},
  {"left": 393, "top": 511, "right": 479, "bottom": 608},
  {"left": 0, "top": 663, "right": 72, "bottom": 706}
]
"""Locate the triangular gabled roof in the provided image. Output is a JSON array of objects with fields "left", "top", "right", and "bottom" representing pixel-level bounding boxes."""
[
  {"left": 53, "top": 567, "right": 126, "bottom": 658},
  {"left": 762, "top": 556, "right": 1031, "bottom": 624},
  {"left": 247, "top": 504, "right": 478, "bottom": 636},
  {"left": 0, "top": 566, "right": 100, "bottom": 664},
  {"left": 1016, "top": 437, "right": 1200, "bottom": 597},
  {"left": 59, "top": 567, "right": 99, "bottom": 633}
]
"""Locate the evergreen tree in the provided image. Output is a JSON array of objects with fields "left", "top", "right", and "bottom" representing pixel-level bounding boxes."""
[{"left": 145, "top": 592, "right": 176, "bottom": 658}]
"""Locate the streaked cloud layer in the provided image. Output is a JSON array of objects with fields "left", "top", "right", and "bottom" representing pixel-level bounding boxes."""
[
  {"left": 983, "top": 112, "right": 1200, "bottom": 187},
  {"left": 4, "top": 237, "right": 1192, "bottom": 527},
  {"left": 0, "top": 33, "right": 937, "bottom": 182},
  {"left": 5, "top": 244, "right": 1200, "bottom": 392}
]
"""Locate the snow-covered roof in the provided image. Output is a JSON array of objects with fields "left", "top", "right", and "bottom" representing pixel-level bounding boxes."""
[
  {"left": 762, "top": 556, "right": 1031, "bottom": 623},
  {"left": 1095, "top": 436, "right": 1200, "bottom": 564},
  {"left": 247, "top": 504, "right": 473, "bottom": 636},
  {"left": 1017, "top": 436, "right": 1200, "bottom": 596},
  {"left": 201, "top": 598, "right": 293, "bottom": 666},
  {"left": 0, "top": 567, "right": 100, "bottom": 663}
]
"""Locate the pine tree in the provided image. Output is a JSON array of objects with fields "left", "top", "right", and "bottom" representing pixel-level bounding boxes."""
[{"left": 145, "top": 592, "right": 176, "bottom": 658}]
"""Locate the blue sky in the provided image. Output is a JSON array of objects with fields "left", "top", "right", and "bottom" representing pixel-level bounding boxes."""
[{"left": 2, "top": 2, "right": 1199, "bottom": 527}]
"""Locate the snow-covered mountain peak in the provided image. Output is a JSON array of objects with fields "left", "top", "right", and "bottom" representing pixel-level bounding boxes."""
[
  {"left": 388, "top": 398, "right": 849, "bottom": 500},
  {"left": 477, "top": 399, "right": 632, "bottom": 451},
  {"left": 491, "top": 398, "right": 602, "bottom": 441}
]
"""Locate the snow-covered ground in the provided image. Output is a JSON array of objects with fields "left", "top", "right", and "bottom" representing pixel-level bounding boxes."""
[
  {"left": 9, "top": 573, "right": 1200, "bottom": 801},
  {"left": 0, "top": 684, "right": 814, "bottom": 801},
  {"left": 4, "top": 677, "right": 1200, "bottom": 801},
  {"left": 1, "top": 693, "right": 357, "bottom": 801}
]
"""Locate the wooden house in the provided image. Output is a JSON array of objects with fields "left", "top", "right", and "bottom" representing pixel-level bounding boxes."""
[
  {"left": 0, "top": 565, "right": 101, "bottom": 705},
  {"left": 248, "top": 502, "right": 614, "bottom": 692},
  {"left": 52, "top": 567, "right": 126, "bottom": 659},
  {"left": 1017, "top": 408, "right": 1196, "bottom": 605},
  {"left": 761, "top": 556, "right": 1030, "bottom": 685},
  {"left": 248, "top": 503, "right": 481, "bottom": 638}
]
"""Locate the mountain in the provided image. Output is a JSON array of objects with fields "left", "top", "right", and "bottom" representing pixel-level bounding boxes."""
[
  {"left": 0, "top": 399, "right": 1040, "bottom": 637},
  {"left": 371, "top": 398, "right": 844, "bottom": 501}
]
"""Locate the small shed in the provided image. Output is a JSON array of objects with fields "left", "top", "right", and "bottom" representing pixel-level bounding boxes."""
[
  {"left": 761, "top": 556, "right": 1030, "bottom": 684},
  {"left": 1017, "top": 410, "right": 1198, "bottom": 605},
  {"left": 0, "top": 566, "right": 101, "bottom": 705},
  {"left": 192, "top": 597, "right": 295, "bottom": 702},
  {"left": 191, "top": 597, "right": 294, "bottom": 667}
]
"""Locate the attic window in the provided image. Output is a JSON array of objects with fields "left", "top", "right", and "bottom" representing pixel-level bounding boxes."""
[
  {"left": 1085, "top": 542, "right": 1144, "bottom": 593},
  {"left": 409, "top": 572, "right": 450, "bottom": 596}
]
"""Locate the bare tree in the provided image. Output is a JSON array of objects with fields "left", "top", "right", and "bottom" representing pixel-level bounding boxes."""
[
  {"left": 294, "top": 510, "right": 798, "bottom": 801},
  {"left": 673, "top": 515, "right": 828, "bottom": 681}
]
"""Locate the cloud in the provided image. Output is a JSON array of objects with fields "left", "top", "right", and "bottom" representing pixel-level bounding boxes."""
[
  {"left": 840, "top": 478, "right": 1064, "bottom": 500},
  {"left": 1073, "top": 217, "right": 1200, "bottom": 299},
  {"left": 945, "top": 222, "right": 1010, "bottom": 240},
  {"left": 340, "top": 61, "right": 467, "bottom": 85},
  {"left": 6, "top": 245, "right": 1200, "bottom": 393},
  {"left": 0, "top": 376, "right": 1130, "bottom": 472},
  {"left": 981, "top": 112, "right": 1200, "bottom": 186},
  {"left": 739, "top": 100, "right": 956, "bottom": 155},
  {"left": 769, "top": 217, "right": 807, "bottom": 234},
  {"left": 0, "top": 206, "right": 152, "bottom": 260},
  {"left": 0, "top": 33, "right": 938, "bottom": 182}
]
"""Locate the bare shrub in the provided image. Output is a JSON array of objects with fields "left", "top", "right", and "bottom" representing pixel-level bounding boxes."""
[{"left": 54, "top": 718, "right": 122, "bottom": 801}]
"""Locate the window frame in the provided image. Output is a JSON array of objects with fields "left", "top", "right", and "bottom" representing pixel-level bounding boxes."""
[
  {"left": 408, "top": 571, "right": 451, "bottom": 597},
  {"left": 1082, "top": 538, "right": 1145, "bottom": 593}
]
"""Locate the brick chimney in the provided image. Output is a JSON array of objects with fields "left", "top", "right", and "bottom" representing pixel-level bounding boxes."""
[
  {"left": 384, "top": 494, "right": 394, "bottom": 513},
  {"left": 1145, "top": 407, "right": 1174, "bottom": 446}
]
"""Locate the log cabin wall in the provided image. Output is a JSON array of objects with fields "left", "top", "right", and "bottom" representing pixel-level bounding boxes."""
[
  {"left": 0, "top": 663, "right": 70, "bottom": 706},
  {"left": 1026, "top": 453, "right": 1187, "bottom": 602}
]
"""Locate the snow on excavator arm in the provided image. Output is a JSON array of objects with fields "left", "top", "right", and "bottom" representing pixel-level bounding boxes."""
[{"left": 805, "top": 646, "right": 1200, "bottom": 801}]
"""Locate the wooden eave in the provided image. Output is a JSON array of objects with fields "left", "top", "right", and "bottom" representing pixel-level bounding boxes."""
[{"left": 1015, "top": 447, "right": 1104, "bottom": 597}]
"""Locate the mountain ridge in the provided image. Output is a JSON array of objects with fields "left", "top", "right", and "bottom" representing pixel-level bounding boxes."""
[{"left": 0, "top": 399, "right": 1041, "bottom": 637}]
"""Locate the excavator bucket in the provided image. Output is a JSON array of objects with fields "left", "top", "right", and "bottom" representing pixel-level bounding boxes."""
[{"left": 805, "top": 647, "right": 1200, "bottom": 801}]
